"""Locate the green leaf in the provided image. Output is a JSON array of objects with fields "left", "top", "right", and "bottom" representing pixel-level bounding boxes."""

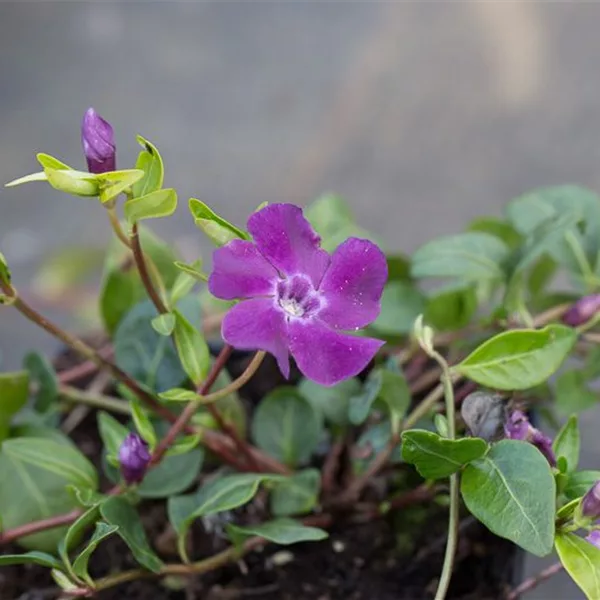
[
  {"left": 353, "top": 420, "right": 403, "bottom": 475},
  {"left": 124, "top": 188, "right": 177, "bottom": 224},
  {"left": 461, "top": 440, "right": 555, "bottom": 556},
  {"left": 170, "top": 267, "right": 199, "bottom": 305},
  {"left": 468, "top": 216, "right": 522, "bottom": 249},
  {"left": 455, "top": 325, "right": 577, "bottom": 390},
  {"left": 401, "top": 430, "right": 488, "bottom": 479},
  {"left": 174, "top": 260, "right": 208, "bottom": 283},
  {"left": 52, "top": 569, "right": 80, "bottom": 592},
  {"left": 132, "top": 136, "right": 164, "bottom": 198},
  {"left": 0, "top": 371, "right": 29, "bottom": 430},
  {"left": 136, "top": 449, "right": 203, "bottom": 499},
  {"left": 58, "top": 505, "right": 101, "bottom": 577},
  {"left": 151, "top": 313, "right": 176, "bottom": 336},
  {"left": 158, "top": 388, "right": 201, "bottom": 402},
  {"left": 130, "top": 398, "right": 157, "bottom": 448},
  {"left": 97, "top": 411, "right": 128, "bottom": 459},
  {"left": 0, "top": 251, "right": 11, "bottom": 284},
  {"left": 226, "top": 518, "right": 327, "bottom": 547},
  {"left": 349, "top": 367, "right": 410, "bottom": 432},
  {"left": 37, "top": 153, "right": 71, "bottom": 171},
  {"left": 411, "top": 232, "right": 510, "bottom": 282},
  {"left": 305, "top": 193, "right": 377, "bottom": 252},
  {"left": 555, "top": 532, "right": 600, "bottom": 599},
  {"left": 555, "top": 370, "right": 598, "bottom": 415},
  {"left": 165, "top": 434, "right": 202, "bottom": 457},
  {"left": 72, "top": 522, "right": 119, "bottom": 586},
  {"left": 553, "top": 416, "right": 580, "bottom": 472},
  {"left": 0, "top": 551, "right": 64, "bottom": 570},
  {"left": 100, "top": 496, "right": 163, "bottom": 572},
  {"left": 96, "top": 169, "right": 145, "bottom": 204},
  {"left": 114, "top": 298, "right": 200, "bottom": 392},
  {"left": 5, "top": 171, "right": 49, "bottom": 187},
  {"left": 563, "top": 470, "right": 600, "bottom": 501},
  {"left": 270, "top": 469, "right": 320, "bottom": 517},
  {"left": 252, "top": 387, "right": 323, "bottom": 467},
  {"left": 172, "top": 309, "right": 210, "bottom": 385},
  {"left": 168, "top": 473, "right": 282, "bottom": 560},
  {"left": 0, "top": 438, "right": 98, "bottom": 552},
  {"left": 99, "top": 228, "right": 180, "bottom": 334},
  {"left": 189, "top": 198, "right": 249, "bottom": 246},
  {"left": 424, "top": 284, "right": 478, "bottom": 332},
  {"left": 371, "top": 280, "right": 426, "bottom": 336},
  {"left": 23, "top": 352, "right": 58, "bottom": 413},
  {"left": 44, "top": 168, "right": 99, "bottom": 197},
  {"left": 299, "top": 377, "right": 361, "bottom": 428}
]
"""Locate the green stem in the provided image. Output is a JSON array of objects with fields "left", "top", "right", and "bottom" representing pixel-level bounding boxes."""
[
  {"left": 59, "top": 385, "right": 131, "bottom": 415},
  {"left": 433, "top": 365, "right": 459, "bottom": 600}
]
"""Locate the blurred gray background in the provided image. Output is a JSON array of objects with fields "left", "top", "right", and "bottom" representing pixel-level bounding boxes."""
[{"left": 1, "top": 2, "right": 599, "bottom": 597}]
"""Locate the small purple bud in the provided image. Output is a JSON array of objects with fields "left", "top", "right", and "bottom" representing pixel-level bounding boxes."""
[
  {"left": 504, "top": 410, "right": 556, "bottom": 466},
  {"left": 582, "top": 481, "right": 600, "bottom": 520},
  {"left": 562, "top": 294, "right": 600, "bottom": 327},
  {"left": 586, "top": 530, "right": 600, "bottom": 549},
  {"left": 81, "top": 107, "right": 116, "bottom": 174},
  {"left": 504, "top": 410, "right": 530, "bottom": 441},
  {"left": 118, "top": 433, "right": 151, "bottom": 484}
]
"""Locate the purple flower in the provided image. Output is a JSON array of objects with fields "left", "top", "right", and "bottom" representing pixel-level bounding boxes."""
[
  {"left": 586, "top": 530, "right": 600, "bottom": 549},
  {"left": 504, "top": 410, "right": 556, "bottom": 466},
  {"left": 119, "top": 433, "right": 151, "bottom": 484},
  {"left": 562, "top": 294, "right": 600, "bottom": 327},
  {"left": 81, "top": 108, "right": 116, "bottom": 174},
  {"left": 208, "top": 203, "right": 387, "bottom": 386},
  {"left": 582, "top": 481, "right": 600, "bottom": 520}
]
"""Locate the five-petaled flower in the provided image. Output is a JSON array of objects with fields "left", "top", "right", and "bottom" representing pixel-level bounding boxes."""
[
  {"left": 119, "top": 433, "right": 151, "bottom": 485},
  {"left": 81, "top": 107, "right": 116, "bottom": 174},
  {"left": 208, "top": 203, "right": 387, "bottom": 386}
]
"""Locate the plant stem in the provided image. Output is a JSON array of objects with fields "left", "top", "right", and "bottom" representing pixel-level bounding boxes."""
[
  {"left": 130, "top": 222, "right": 168, "bottom": 314},
  {"left": 433, "top": 367, "right": 459, "bottom": 600},
  {"left": 59, "top": 384, "right": 131, "bottom": 415},
  {"left": 506, "top": 561, "right": 563, "bottom": 600},
  {"left": 0, "top": 509, "right": 83, "bottom": 545},
  {"left": 106, "top": 206, "right": 132, "bottom": 248}
]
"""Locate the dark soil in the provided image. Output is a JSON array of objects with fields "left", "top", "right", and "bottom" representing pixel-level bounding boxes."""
[{"left": 0, "top": 348, "right": 522, "bottom": 600}]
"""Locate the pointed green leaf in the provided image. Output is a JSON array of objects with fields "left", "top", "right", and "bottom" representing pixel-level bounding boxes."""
[
  {"left": 58, "top": 505, "right": 101, "bottom": 578},
  {"left": 402, "top": 430, "right": 488, "bottom": 479},
  {"left": 226, "top": 518, "right": 327, "bottom": 547},
  {"left": 130, "top": 397, "right": 156, "bottom": 448},
  {"left": 461, "top": 440, "right": 555, "bottom": 556},
  {"left": 97, "top": 411, "right": 128, "bottom": 459},
  {"left": 0, "top": 551, "right": 64, "bottom": 570},
  {"left": 165, "top": 434, "right": 202, "bottom": 457},
  {"left": 170, "top": 267, "right": 200, "bottom": 305},
  {"left": 100, "top": 496, "right": 163, "bottom": 572},
  {"left": 555, "top": 532, "right": 600, "bottom": 599},
  {"left": 455, "top": 325, "right": 577, "bottom": 390},
  {"left": 371, "top": 280, "right": 426, "bottom": 336},
  {"left": 189, "top": 198, "right": 249, "bottom": 246},
  {"left": 564, "top": 471, "right": 600, "bottom": 501},
  {"left": 158, "top": 388, "right": 201, "bottom": 402},
  {"left": 132, "top": 136, "right": 164, "bottom": 198},
  {"left": 172, "top": 309, "right": 210, "bottom": 385},
  {"left": 5, "top": 171, "right": 49, "bottom": 187},
  {"left": 553, "top": 416, "right": 580, "bottom": 472},
  {"left": 36, "top": 153, "right": 71, "bottom": 170},
  {"left": 0, "top": 251, "right": 10, "bottom": 285},
  {"left": 124, "top": 188, "right": 177, "bottom": 224},
  {"left": 0, "top": 370, "right": 29, "bottom": 422},
  {"left": 24, "top": 352, "right": 58, "bottom": 413},
  {"left": 174, "top": 260, "right": 208, "bottom": 282},
  {"left": 72, "top": 522, "right": 119, "bottom": 586}
]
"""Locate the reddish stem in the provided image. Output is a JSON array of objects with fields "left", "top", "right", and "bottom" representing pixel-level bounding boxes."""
[{"left": 506, "top": 561, "right": 563, "bottom": 600}]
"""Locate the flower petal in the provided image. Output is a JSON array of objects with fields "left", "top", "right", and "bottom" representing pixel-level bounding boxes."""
[
  {"left": 247, "top": 203, "right": 330, "bottom": 287},
  {"left": 209, "top": 239, "right": 279, "bottom": 300},
  {"left": 288, "top": 319, "right": 384, "bottom": 386},
  {"left": 222, "top": 298, "right": 290, "bottom": 377},
  {"left": 318, "top": 238, "right": 387, "bottom": 330}
]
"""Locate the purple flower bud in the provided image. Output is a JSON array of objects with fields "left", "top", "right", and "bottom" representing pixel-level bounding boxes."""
[
  {"left": 81, "top": 107, "right": 116, "bottom": 174},
  {"left": 586, "top": 530, "right": 600, "bottom": 549},
  {"left": 562, "top": 294, "right": 600, "bottom": 327},
  {"left": 119, "top": 433, "right": 151, "bottom": 484},
  {"left": 582, "top": 481, "right": 600, "bottom": 520},
  {"left": 504, "top": 410, "right": 556, "bottom": 466}
]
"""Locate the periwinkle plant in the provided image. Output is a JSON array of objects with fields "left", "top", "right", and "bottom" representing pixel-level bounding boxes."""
[{"left": 0, "top": 109, "right": 600, "bottom": 600}]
